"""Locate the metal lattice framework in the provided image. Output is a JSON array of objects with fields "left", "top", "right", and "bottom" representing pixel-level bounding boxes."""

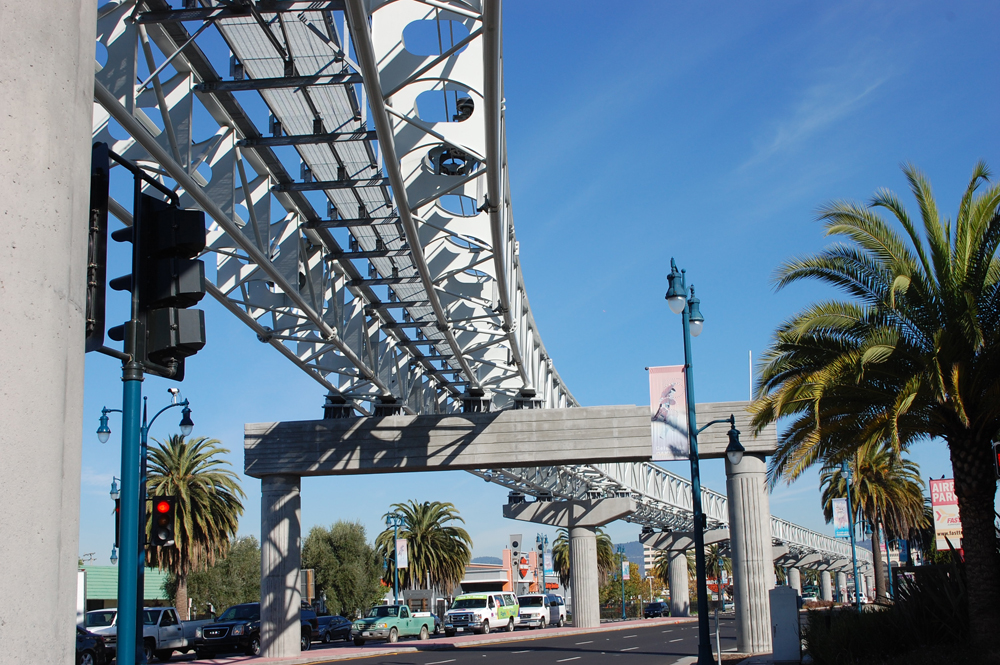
[{"left": 93, "top": 0, "right": 867, "bottom": 565}]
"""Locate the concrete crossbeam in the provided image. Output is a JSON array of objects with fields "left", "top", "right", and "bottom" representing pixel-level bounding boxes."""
[
  {"left": 793, "top": 553, "right": 825, "bottom": 568},
  {"left": 245, "top": 406, "right": 653, "bottom": 477},
  {"left": 640, "top": 529, "right": 729, "bottom": 551},
  {"left": 772, "top": 544, "right": 789, "bottom": 560},
  {"left": 503, "top": 498, "right": 636, "bottom": 528}
]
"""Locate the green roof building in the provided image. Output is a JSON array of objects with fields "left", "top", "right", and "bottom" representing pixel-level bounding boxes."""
[{"left": 81, "top": 566, "right": 171, "bottom": 611}]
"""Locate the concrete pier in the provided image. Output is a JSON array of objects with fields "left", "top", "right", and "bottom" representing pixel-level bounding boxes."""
[
  {"left": 261, "top": 475, "right": 302, "bottom": 658},
  {"left": 666, "top": 550, "right": 690, "bottom": 617},
  {"left": 820, "top": 571, "right": 832, "bottom": 601}
]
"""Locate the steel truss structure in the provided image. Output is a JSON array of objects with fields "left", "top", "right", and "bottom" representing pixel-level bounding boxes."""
[{"left": 93, "top": 0, "right": 865, "bottom": 565}]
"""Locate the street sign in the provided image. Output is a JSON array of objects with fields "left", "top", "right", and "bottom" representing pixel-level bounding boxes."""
[{"left": 930, "top": 478, "right": 962, "bottom": 550}]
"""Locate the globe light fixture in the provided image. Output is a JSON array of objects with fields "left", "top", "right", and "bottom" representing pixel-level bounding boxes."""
[
  {"left": 665, "top": 259, "right": 688, "bottom": 314},
  {"left": 110, "top": 477, "right": 120, "bottom": 502},
  {"left": 97, "top": 409, "right": 112, "bottom": 444},
  {"left": 110, "top": 546, "right": 118, "bottom": 566},
  {"left": 179, "top": 405, "right": 194, "bottom": 437},
  {"left": 725, "top": 418, "right": 745, "bottom": 466},
  {"left": 687, "top": 289, "right": 704, "bottom": 338}
]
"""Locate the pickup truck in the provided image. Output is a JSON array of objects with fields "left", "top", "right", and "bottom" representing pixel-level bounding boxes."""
[
  {"left": 352, "top": 604, "right": 434, "bottom": 645},
  {"left": 83, "top": 606, "right": 212, "bottom": 662},
  {"left": 193, "top": 601, "right": 318, "bottom": 657}
]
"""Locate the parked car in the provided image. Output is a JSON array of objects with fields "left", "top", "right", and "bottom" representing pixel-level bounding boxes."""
[
  {"left": 351, "top": 604, "right": 435, "bottom": 645},
  {"left": 83, "top": 606, "right": 210, "bottom": 661},
  {"left": 443, "top": 592, "right": 520, "bottom": 636},
  {"left": 643, "top": 601, "right": 669, "bottom": 618},
  {"left": 76, "top": 626, "right": 109, "bottom": 665},
  {"left": 413, "top": 611, "right": 442, "bottom": 634},
  {"left": 317, "top": 615, "right": 352, "bottom": 643},
  {"left": 516, "top": 593, "right": 565, "bottom": 629},
  {"left": 194, "top": 601, "right": 317, "bottom": 658}
]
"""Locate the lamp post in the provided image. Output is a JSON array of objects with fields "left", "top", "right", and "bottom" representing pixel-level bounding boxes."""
[
  {"left": 617, "top": 544, "right": 627, "bottom": 620},
  {"left": 96, "top": 390, "right": 194, "bottom": 665},
  {"left": 386, "top": 513, "right": 404, "bottom": 605},
  {"left": 841, "top": 460, "right": 862, "bottom": 611},
  {"left": 665, "top": 258, "right": 744, "bottom": 665}
]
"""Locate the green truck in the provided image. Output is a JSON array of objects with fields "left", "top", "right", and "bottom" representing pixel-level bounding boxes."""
[{"left": 351, "top": 605, "right": 434, "bottom": 645}]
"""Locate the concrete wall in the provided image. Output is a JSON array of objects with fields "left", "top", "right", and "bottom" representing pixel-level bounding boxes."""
[{"left": 0, "top": 1, "right": 95, "bottom": 663}]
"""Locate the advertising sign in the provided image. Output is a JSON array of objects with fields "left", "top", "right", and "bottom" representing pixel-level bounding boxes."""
[
  {"left": 395, "top": 538, "right": 409, "bottom": 569},
  {"left": 544, "top": 550, "right": 554, "bottom": 576},
  {"left": 621, "top": 559, "right": 630, "bottom": 580},
  {"left": 930, "top": 478, "right": 962, "bottom": 550},
  {"left": 832, "top": 497, "right": 850, "bottom": 538},
  {"left": 649, "top": 365, "right": 689, "bottom": 460}
]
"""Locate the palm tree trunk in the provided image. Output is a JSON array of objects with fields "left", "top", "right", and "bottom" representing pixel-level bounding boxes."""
[
  {"left": 949, "top": 436, "right": 1000, "bottom": 643},
  {"left": 871, "top": 520, "right": 888, "bottom": 603},
  {"left": 175, "top": 572, "right": 189, "bottom": 620}
]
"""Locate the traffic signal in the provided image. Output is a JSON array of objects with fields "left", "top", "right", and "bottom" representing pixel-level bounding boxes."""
[
  {"left": 150, "top": 496, "right": 177, "bottom": 548},
  {"left": 109, "top": 192, "right": 207, "bottom": 380},
  {"left": 86, "top": 143, "right": 110, "bottom": 353}
]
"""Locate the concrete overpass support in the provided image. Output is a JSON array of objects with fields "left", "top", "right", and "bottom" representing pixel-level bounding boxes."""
[
  {"left": 820, "top": 571, "right": 832, "bottom": 601},
  {"left": 505, "top": 498, "right": 635, "bottom": 628},
  {"left": 837, "top": 572, "right": 848, "bottom": 602},
  {"left": 641, "top": 529, "right": 728, "bottom": 620},
  {"left": 261, "top": 475, "right": 302, "bottom": 659},
  {"left": 788, "top": 568, "right": 802, "bottom": 596},
  {"left": 725, "top": 454, "right": 774, "bottom": 654},
  {"left": 1, "top": 2, "right": 96, "bottom": 663}
]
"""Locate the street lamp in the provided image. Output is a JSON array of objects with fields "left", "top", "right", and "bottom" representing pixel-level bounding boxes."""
[
  {"left": 664, "top": 257, "right": 744, "bottom": 665},
  {"left": 617, "top": 544, "right": 627, "bottom": 620},
  {"left": 841, "top": 460, "right": 862, "bottom": 611},
  {"left": 110, "top": 476, "right": 121, "bottom": 501},
  {"left": 386, "top": 513, "right": 405, "bottom": 605},
  {"left": 110, "top": 546, "right": 119, "bottom": 566}
]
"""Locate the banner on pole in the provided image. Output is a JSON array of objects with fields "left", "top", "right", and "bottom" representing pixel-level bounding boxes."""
[
  {"left": 396, "top": 538, "right": 409, "bottom": 569},
  {"left": 544, "top": 550, "right": 554, "bottom": 576},
  {"left": 621, "top": 559, "right": 630, "bottom": 580},
  {"left": 930, "top": 478, "right": 962, "bottom": 550},
  {"left": 832, "top": 497, "right": 850, "bottom": 538},
  {"left": 649, "top": 365, "right": 689, "bottom": 460}
]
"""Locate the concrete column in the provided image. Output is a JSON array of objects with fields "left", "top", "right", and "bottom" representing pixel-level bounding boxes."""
[
  {"left": 0, "top": 2, "right": 96, "bottom": 663},
  {"left": 788, "top": 568, "right": 801, "bottom": 596},
  {"left": 725, "top": 453, "right": 773, "bottom": 654},
  {"left": 667, "top": 550, "right": 690, "bottom": 617},
  {"left": 865, "top": 575, "right": 874, "bottom": 602},
  {"left": 261, "top": 475, "right": 302, "bottom": 658},
  {"left": 569, "top": 526, "right": 599, "bottom": 628},
  {"left": 837, "top": 572, "right": 847, "bottom": 602},
  {"left": 820, "top": 571, "right": 832, "bottom": 601}
]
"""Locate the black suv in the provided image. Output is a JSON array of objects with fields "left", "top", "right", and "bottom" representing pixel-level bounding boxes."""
[
  {"left": 194, "top": 602, "right": 318, "bottom": 658},
  {"left": 643, "top": 601, "right": 669, "bottom": 618}
]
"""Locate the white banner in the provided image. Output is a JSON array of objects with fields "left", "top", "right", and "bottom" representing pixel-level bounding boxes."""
[
  {"left": 621, "top": 559, "right": 630, "bottom": 580},
  {"left": 396, "top": 538, "right": 408, "bottom": 569},
  {"left": 832, "top": 497, "right": 849, "bottom": 538},
  {"left": 649, "top": 365, "right": 689, "bottom": 460}
]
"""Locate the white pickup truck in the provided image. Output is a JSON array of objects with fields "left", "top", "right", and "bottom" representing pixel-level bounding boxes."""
[{"left": 84, "top": 606, "right": 213, "bottom": 662}]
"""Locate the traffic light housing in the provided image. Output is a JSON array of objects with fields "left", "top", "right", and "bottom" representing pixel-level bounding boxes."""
[
  {"left": 109, "top": 192, "right": 207, "bottom": 380},
  {"left": 993, "top": 441, "right": 1000, "bottom": 480},
  {"left": 150, "top": 496, "right": 177, "bottom": 548},
  {"left": 86, "top": 143, "right": 110, "bottom": 353}
]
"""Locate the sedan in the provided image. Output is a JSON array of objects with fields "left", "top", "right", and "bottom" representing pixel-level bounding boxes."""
[
  {"left": 643, "top": 601, "right": 669, "bottom": 618},
  {"left": 76, "top": 626, "right": 109, "bottom": 665},
  {"left": 318, "top": 615, "right": 353, "bottom": 643}
]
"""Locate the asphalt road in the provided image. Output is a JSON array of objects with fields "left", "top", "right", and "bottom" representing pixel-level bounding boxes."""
[{"left": 329, "top": 618, "right": 738, "bottom": 665}]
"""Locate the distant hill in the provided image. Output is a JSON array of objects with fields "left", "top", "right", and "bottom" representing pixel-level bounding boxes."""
[{"left": 472, "top": 556, "right": 502, "bottom": 565}]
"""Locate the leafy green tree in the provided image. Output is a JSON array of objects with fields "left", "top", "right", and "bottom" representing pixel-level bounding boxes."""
[
  {"left": 303, "top": 521, "right": 384, "bottom": 618},
  {"left": 819, "top": 442, "right": 928, "bottom": 602},
  {"left": 599, "top": 562, "right": 646, "bottom": 615},
  {"left": 167, "top": 536, "right": 260, "bottom": 618},
  {"left": 551, "top": 527, "right": 616, "bottom": 587},
  {"left": 146, "top": 435, "right": 244, "bottom": 618},
  {"left": 751, "top": 162, "right": 1000, "bottom": 638},
  {"left": 375, "top": 500, "right": 472, "bottom": 594}
]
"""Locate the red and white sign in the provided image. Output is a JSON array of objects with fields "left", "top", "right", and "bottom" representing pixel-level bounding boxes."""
[
  {"left": 518, "top": 556, "right": 529, "bottom": 579},
  {"left": 930, "top": 478, "right": 962, "bottom": 550}
]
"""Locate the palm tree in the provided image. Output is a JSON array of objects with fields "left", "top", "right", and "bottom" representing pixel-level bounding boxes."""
[
  {"left": 551, "top": 527, "right": 616, "bottom": 587},
  {"left": 819, "top": 442, "right": 927, "bottom": 602},
  {"left": 750, "top": 162, "right": 1000, "bottom": 638},
  {"left": 375, "top": 500, "right": 472, "bottom": 594},
  {"left": 145, "top": 435, "right": 245, "bottom": 618}
]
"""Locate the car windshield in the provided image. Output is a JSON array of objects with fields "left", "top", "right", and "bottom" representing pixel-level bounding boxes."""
[
  {"left": 86, "top": 611, "right": 116, "bottom": 628},
  {"left": 518, "top": 597, "right": 544, "bottom": 607},
  {"left": 451, "top": 598, "right": 487, "bottom": 609},
  {"left": 366, "top": 606, "right": 399, "bottom": 619},
  {"left": 646, "top": 603, "right": 664, "bottom": 609},
  {"left": 143, "top": 610, "right": 161, "bottom": 626},
  {"left": 218, "top": 605, "right": 260, "bottom": 622}
]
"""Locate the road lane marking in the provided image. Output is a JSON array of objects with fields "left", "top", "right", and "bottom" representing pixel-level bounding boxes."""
[
  {"left": 575, "top": 641, "right": 593, "bottom": 645},
  {"left": 669, "top": 638, "right": 684, "bottom": 643},
  {"left": 623, "top": 635, "right": 637, "bottom": 638},
  {"left": 621, "top": 647, "right": 638, "bottom": 652},
  {"left": 511, "top": 651, "right": 532, "bottom": 654},
  {"left": 557, "top": 658, "right": 581, "bottom": 662},
  {"left": 426, "top": 660, "right": 456, "bottom": 665},
  {"left": 661, "top": 630, "right": 672, "bottom": 633}
]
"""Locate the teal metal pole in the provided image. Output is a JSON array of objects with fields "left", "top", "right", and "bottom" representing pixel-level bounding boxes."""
[
  {"left": 393, "top": 522, "right": 399, "bottom": 605},
  {"left": 842, "top": 462, "right": 862, "bottom": 611}
]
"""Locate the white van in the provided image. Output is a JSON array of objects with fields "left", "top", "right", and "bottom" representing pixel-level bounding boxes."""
[
  {"left": 443, "top": 592, "right": 521, "bottom": 635},
  {"left": 516, "top": 594, "right": 566, "bottom": 629}
]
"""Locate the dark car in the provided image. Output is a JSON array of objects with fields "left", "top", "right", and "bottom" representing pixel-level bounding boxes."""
[
  {"left": 317, "top": 615, "right": 352, "bottom": 643},
  {"left": 643, "top": 601, "right": 669, "bottom": 618},
  {"left": 194, "top": 602, "right": 317, "bottom": 658},
  {"left": 76, "top": 626, "right": 109, "bottom": 665}
]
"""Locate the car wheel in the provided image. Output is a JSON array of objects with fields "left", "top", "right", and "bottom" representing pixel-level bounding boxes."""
[
  {"left": 323, "top": 629, "right": 332, "bottom": 644},
  {"left": 481, "top": 620, "right": 490, "bottom": 635},
  {"left": 154, "top": 649, "right": 174, "bottom": 662},
  {"left": 445, "top": 629, "right": 456, "bottom": 638},
  {"left": 246, "top": 633, "right": 261, "bottom": 657},
  {"left": 388, "top": 627, "right": 398, "bottom": 644},
  {"left": 301, "top": 631, "right": 311, "bottom": 651},
  {"left": 354, "top": 637, "right": 365, "bottom": 647},
  {"left": 506, "top": 618, "right": 514, "bottom": 632},
  {"left": 143, "top": 640, "right": 155, "bottom": 663},
  {"left": 79, "top": 649, "right": 96, "bottom": 665},
  {"left": 557, "top": 617, "right": 564, "bottom": 628},
  {"left": 539, "top": 617, "right": 547, "bottom": 630},
  {"left": 419, "top": 625, "right": 429, "bottom": 640}
]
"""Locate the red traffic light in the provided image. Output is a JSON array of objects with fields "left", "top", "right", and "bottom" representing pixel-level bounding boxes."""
[{"left": 155, "top": 500, "right": 171, "bottom": 514}]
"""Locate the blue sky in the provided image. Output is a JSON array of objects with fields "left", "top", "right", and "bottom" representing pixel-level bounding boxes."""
[{"left": 79, "top": 1, "right": 999, "bottom": 565}]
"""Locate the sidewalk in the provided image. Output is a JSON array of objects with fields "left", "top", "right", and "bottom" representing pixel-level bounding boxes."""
[{"left": 182, "top": 616, "right": 697, "bottom": 665}]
